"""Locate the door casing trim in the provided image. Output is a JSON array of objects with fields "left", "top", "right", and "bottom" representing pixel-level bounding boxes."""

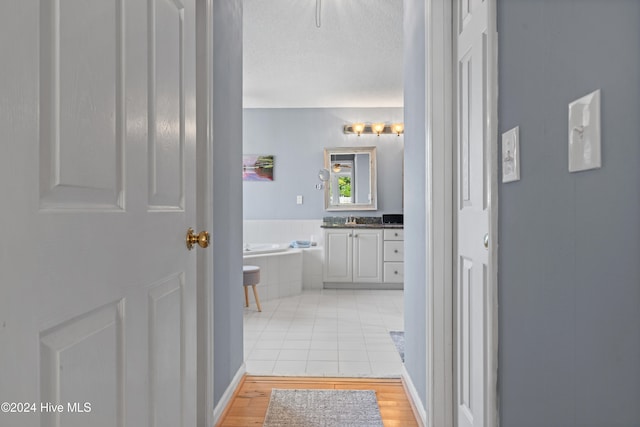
[
  {"left": 195, "top": 0, "right": 215, "bottom": 425},
  {"left": 425, "top": 1, "right": 499, "bottom": 426}
]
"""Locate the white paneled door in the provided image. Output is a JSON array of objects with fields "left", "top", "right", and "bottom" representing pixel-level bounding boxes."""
[
  {"left": 0, "top": 1, "right": 198, "bottom": 426},
  {"left": 456, "top": 0, "right": 495, "bottom": 426}
]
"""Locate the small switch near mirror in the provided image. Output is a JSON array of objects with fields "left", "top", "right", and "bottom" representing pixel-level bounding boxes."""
[{"left": 296, "top": 195, "right": 303, "bottom": 205}]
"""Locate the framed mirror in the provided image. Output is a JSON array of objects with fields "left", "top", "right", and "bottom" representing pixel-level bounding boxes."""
[{"left": 323, "top": 146, "right": 377, "bottom": 211}]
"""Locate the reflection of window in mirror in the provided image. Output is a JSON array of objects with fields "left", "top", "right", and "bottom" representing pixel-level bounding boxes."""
[
  {"left": 338, "top": 176, "right": 351, "bottom": 203},
  {"left": 330, "top": 156, "right": 354, "bottom": 204}
]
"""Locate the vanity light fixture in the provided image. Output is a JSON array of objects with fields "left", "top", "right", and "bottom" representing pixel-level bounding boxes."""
[
  {"left": 343, "top": 122, "right": 404, "bottom": 136},
  {"left": 351, "top": 122, "right": 366, "bottom": 136},
  {"left": 371, "top": 122, "right": 386, "bottom": 136},
  {"left": 391, "top": 123, "right": 404, "bottom": 136}
]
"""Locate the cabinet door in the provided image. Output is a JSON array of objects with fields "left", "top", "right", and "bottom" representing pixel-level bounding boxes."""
[
  {"left": 383, "top": 229, "right": 404, "bottom": 241},
  {"left": 353, "top": 229, "right": 383, "bottom": 282},
  {"left": 324, "top": 229, "right": 353, "bottom": 282},
  {"left": 384, "top": 262, "right": 405, "bottom": 283},
  {"left": 384, "top": 241, "right": 404, "bottom": 262}
]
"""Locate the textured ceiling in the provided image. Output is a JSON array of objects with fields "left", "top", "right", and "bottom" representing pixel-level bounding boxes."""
[{"left": 243, "top": 0, "right": 403, "bottom": 108}]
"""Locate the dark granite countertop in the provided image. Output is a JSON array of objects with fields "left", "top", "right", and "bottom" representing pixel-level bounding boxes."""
[
  {"left": 321, "top": 216, "right": 403, "bottom": 229},
  {"left": 321, "top": 223, "right": 404, "bottom": 229}
]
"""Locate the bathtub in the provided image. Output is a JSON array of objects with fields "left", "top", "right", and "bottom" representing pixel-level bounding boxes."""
[
  {"left": 243, "top": 243, "right": 290, "bottom": 255},
  {"left": 243, "top": 243, "right": 301, "bottom": 302}
]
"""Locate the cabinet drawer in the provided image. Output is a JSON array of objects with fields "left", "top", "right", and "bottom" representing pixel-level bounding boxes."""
[
  {"left": 384, "top": 262, "right": 404, "bottom": 283},
  {"left": 384, "top": 241, "right": 404, "bottom": 262},
  {"left": 383, "top": 229, "right": 404, "bottom": 241}
]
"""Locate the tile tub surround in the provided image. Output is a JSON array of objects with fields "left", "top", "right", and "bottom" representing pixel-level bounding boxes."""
[
  {"left": 302, "top": 247, "right": 323, "bottom": 290},
  {"left": 243, "top": 220, "right": 324, "bottom": 292},
  {"left": 242, "top": 247, "right": 324, "bottom": 302},
  {"left": 243, "top": 219, "right": 324, "bottom": 246},
  {"left": 243, "top": 250, "right": 303, "bottom": 302}
]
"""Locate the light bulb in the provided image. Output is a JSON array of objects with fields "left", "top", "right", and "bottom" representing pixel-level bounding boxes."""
[
  {"left": 391, "top": 123, "right": 404, "bottom": 136},
  {"left": 371, "top": 123, "right": 385, "bottom": 136},
  {"left": 352, "top": 122, "right": 365, "bottom": 136}
]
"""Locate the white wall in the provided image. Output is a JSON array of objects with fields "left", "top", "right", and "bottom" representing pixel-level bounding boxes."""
[
  {"left": 498, "top": 1, "right": 640, "bottom": 425},
  {"left": 243, "top": 219, "right": 324, "bottom": 245},
  {"left": 212, "top": 0, "right": 244, "bottom": 407},
  {"left": 243, "top": 107, "right": 404, "bottom": 219},
  {"left": 402, "top": 0, "right": 428, "bottom": 410}
]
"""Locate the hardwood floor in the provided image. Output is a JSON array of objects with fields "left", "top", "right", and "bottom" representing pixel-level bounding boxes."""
[{"left": 216, "top": 375, "right": 419, "bottom": 426}]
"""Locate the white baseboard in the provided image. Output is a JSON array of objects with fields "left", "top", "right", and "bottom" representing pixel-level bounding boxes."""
[
  {"left": 402, "top": 365, "right": 427, "bottom": 427},
  {"left": 212, "top": 362, "right": 246, "bottom": 424}
]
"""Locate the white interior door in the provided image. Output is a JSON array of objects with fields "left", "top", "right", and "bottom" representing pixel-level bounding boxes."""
[
  {"left": 0, "top": 0, "right": 198, "bottom": 426},
  {"left": 455, "top": 0, "right": 494, "bottom": 426}
]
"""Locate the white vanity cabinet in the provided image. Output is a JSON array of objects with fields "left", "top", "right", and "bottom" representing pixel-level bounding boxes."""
[
  {"left": 323, "top": 228, "right": 353, "bottom": 282},
  {"left": 352, "top": 229, "right": 383, "bottom": 282},
  {"left": 323, "top": 228, "right": 383, "bottom": 283},
  {"left": 383, "top": 229, "right": 404, "bottom": 283}
]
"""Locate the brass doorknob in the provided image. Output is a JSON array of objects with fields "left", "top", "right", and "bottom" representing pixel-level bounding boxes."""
[{"left": 186, "top": 228, "right": 210, "bottom": 250}]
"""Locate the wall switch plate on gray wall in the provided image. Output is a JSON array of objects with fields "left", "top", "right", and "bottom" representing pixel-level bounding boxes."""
[
  {"left": 568, "top": 89, "right": 601, "bottom": 172},
  {"left": 502, "top": 126, "right": 520, "bottom": 183}
]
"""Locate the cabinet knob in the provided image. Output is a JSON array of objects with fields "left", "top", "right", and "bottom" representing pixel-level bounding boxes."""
[
  {"left": 394, "top": 270, "right": 398, "bottom": 274},
  {"left": 394, "top": 232, "right": 398, "bottom": 237},
  {"left": 394, "top": 249, "right": 398, "bottom": 253},
  {"left": 348, "top": 233, "right": 352, "bottom": 237}
]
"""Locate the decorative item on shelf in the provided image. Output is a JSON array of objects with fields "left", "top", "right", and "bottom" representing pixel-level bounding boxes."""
[{"left": 343, "top": 122, "right": 404, "bottom": 136}]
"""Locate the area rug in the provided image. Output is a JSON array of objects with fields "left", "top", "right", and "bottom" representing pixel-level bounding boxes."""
[
  {"left": 263, "top": 389, "right": 383, "bottom": 427},
  {"left": 389, "top": 331, "right": 405, "bottom": 362}
]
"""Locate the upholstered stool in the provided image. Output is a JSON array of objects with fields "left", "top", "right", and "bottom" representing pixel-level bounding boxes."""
[{"left": 242, "top": 265, "right": 262, "bottom": 312}]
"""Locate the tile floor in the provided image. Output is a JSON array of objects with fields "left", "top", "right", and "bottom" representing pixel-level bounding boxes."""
[{"left": 243, "top": 289, "right": 405, "bottom": 377}]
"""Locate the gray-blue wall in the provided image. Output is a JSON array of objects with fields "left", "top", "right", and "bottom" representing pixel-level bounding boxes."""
[
  {"left": 403, "top": 0, "right": 428, "bottom": 409},
  {"left": 498, "top": 1, "right": 640, "bottom": 426},
  {"left": 212, "top": 0, "right": 243, "bottom": 407},
  {"left": 243, "top": 108, "right": 404, "bottom": 219}
]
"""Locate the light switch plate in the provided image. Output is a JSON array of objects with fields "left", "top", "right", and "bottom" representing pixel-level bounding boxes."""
[
  {"left": 502, "top": 126, "right": 520, "bottom": 183},
  {"left": 296, "top": 195, "right": 303, "bottom": 204},
  {"left": 568, "top": 89, "right": 601, "bottom": 172}
]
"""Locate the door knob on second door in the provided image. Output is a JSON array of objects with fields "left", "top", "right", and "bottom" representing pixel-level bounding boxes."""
[{"left": 186, "top": 228, "right": 210, "bottom": 250}]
